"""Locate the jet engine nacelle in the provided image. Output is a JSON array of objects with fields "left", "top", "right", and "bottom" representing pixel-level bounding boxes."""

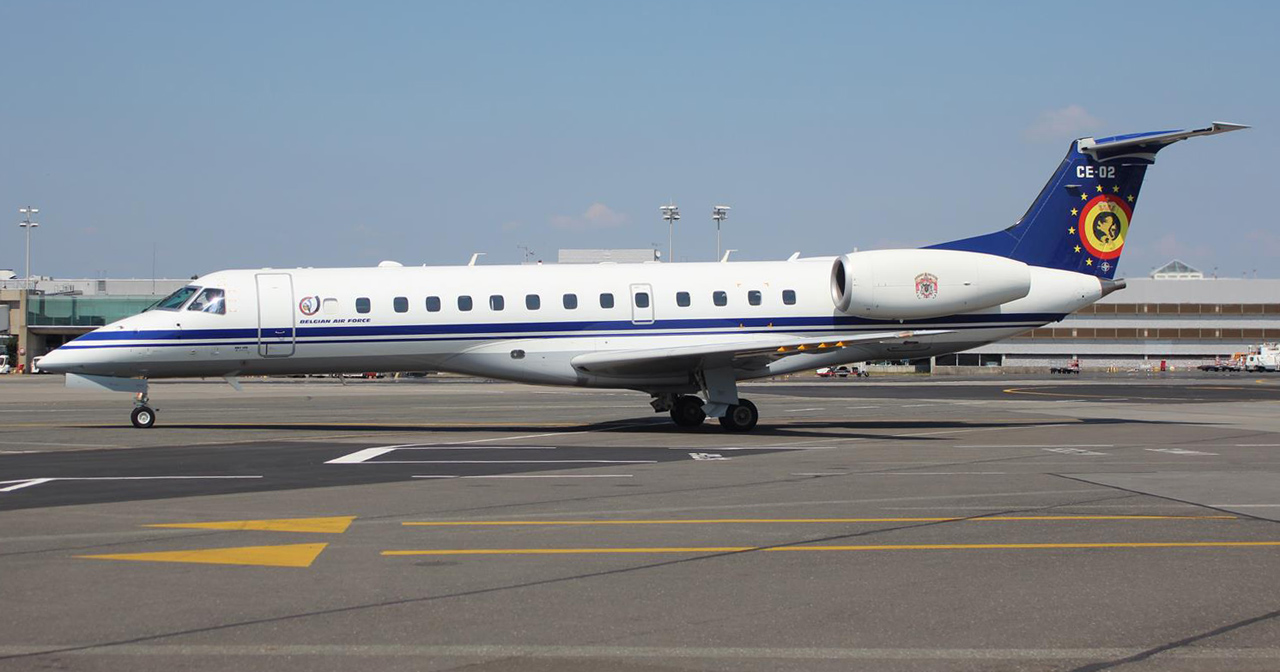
[{"left": 830, "top": 249, "right": 1032, "bottom": 319}]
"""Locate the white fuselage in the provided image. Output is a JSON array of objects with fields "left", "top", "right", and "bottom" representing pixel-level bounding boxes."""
[{"left": 41, "top": 255, "right": 1103, "bottom": 393}]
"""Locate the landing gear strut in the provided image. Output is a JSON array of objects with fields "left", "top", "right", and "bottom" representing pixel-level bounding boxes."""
[
  {"left": 131, "top": 392, "right": 156, "bottom": 429},
  {"left": 670, "top": 395, "right": 707, "bottom": 427}
]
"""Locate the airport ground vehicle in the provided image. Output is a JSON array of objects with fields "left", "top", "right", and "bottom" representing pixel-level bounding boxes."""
[
  {"left": 1245, "top": 344, "right": 1280, "bottom": 372},
  {"left": 37, "top": 123, "right": 1247, "bottom": 430},
  {"left": 0, "top": 354, "right": 10, "bottom": 375},
  {"left": 1050, "top": 359, "right": 1081, "bottom": 374}
]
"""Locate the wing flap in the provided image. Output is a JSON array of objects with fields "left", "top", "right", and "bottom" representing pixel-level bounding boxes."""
[{"left": 570, "top": 330, "right": 951, "bottom": 378}]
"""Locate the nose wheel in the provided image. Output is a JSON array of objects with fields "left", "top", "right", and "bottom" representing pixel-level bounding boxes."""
[
  {"left": 130, "top": 391, "right": 156, "bottom": 428},
  {"left": 131, "top": 406, "right": 156, "bottom": 428}
]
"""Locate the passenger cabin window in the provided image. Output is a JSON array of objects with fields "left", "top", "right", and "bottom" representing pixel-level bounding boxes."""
[
  {"left": 458, "top": 296, "right": 473, "bottom": 312},
  {"left": 526, "top": 294, "right": 540, "bottom": 310},
  {"left": 634, "top": 292, "right": 650, "bottom": 309},
  {"left": 151, "top": 286, "right": 198, "bottom": 311},
  {"left": 713, "top": 291, "right": 728, "bottom": 307},
  {"left": 676, "top": 291, "right": 691, "bottom": 307},
  {"left": 600, "top": 293, "right": 615, "bottom": 309},
  {"left": 748, "top": 290, "right": 762, "bottom": 306},
  {"left": 393, "top": 297, "right": 409, "bottom": 313},
  {"left": 356, "top": 297, "right": 371, "bottom": 314},
  {"left": 563, "top": 293, "right": 578, "bottom": 310},
  {"left": 782, "top": 289, "right": 797, "bottom": 305},
  {"left": 490, "top": 295, "right": 505, "bottom": 311},
  {"left": 322, "top": 298, "right": 338, "bottom": 314},
  {"left": 187, "top": 288, "right": 226, "bottom": 315},
  {"left": 425, "top": 296, "right": 441, "bottom": 312}
]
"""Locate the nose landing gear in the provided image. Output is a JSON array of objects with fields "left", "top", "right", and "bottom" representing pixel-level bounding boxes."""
[{"left": 131, "top": 392, "right": 156, "bottom": 429}]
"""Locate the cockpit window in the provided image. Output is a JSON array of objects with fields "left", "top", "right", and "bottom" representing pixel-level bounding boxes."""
[
  {"left": 151, "top": 286, "right": 198, "bottom": 311},
  {"left": 187, "top": 288, "right": 226, "bottom": 315}
]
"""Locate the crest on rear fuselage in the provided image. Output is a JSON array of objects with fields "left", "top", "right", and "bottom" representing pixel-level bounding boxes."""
[{"left": 915, "top": 273, "right": 938, "bottom": 299}]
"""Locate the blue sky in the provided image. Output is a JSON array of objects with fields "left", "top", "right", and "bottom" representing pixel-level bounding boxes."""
[{"left": 1, "top": 0, "right": 1276, "bottom": 280}]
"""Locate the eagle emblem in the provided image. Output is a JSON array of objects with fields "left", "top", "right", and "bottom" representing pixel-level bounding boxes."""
[{"left": 915, "top": 273, "right": 938, "bottom": 300}]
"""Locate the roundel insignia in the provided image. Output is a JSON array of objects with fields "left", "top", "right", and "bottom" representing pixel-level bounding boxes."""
[
  {"left": 1078, "top": 194, "right": 1132, "bottom": 260},
  {"left": 298, "top": 296, "right": 321, "bottom": 316}
]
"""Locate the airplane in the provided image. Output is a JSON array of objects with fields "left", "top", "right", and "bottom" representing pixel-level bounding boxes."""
[{"left": 38, "top": 122, "right": 1248, "bottom": 431}]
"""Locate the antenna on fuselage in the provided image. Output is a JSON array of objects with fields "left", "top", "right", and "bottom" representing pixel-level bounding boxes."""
[
  {"left": 720, "top": 249, "right": 736, "bottom": 263},
  {"left": 467, "top": 253, "right": 486, "bottom": 267}
]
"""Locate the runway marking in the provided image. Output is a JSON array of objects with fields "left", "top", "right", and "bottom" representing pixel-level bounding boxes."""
[
  {"left": 145, "top": 516, "right": 355, "bottom": 534},
  {"left": 383, "top": 541, "right": 1280, "bottom": 556},
  {"left": 324, "top": 421, "right": 657, "bottom": 464},
  {"left": 4, "top": 643, "right": 1280, "bottom": 660},
  {"left": 376, "top": 459, "right": 657, "bottom": 464},
  {"left": 79, "top": 543, "right": 328, "bottom": 568},
  {"left": 959, "top": 444, "right": 1113, "bottom": 449},
  {"left": 784, "top": 408, "right": 825, "bottom": 412},
  {"left": 1043, "top": 447, "right": 1108, "bottom": 456},
  {"left": 0, "top": 475, "right": 262, "bottom": 493},
  {"left": 413, "top": 474, "right": 633, "bottom": 479},
  {"left": 1146, "top": 448, "right": 1219, "bottom": 456},
  {"left": 400, "top": 515, "right": 1235, "bottom": 526},
  {"left": 0, "top": 440, "right": 123, "bottom": 448},
  {"left": 668, "top": 446, "right": 829, "bottom": 451},
  {"left": 1236, "top": 443, "right": 1280, "bottom": 447}
]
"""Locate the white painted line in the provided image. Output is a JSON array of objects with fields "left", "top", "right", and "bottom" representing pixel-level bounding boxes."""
[
  {"left": 1146, "top": 448, "right": 1219, "bottom": 456},
  {"left": 900, "top": 404, "right": 936, "bottom": 408},
  {"left": 784, "top": 408, "right": 825, "bottom": 413},
  {"left": 375, "top": 460, "right": 656, "bottom": 464},
  {"left": 1043, "top": 448, "right": 1107, "bottom": 456},
  {"left": 326, "top": 447, "right": 397, "bottom": 464},
  {"left": 1236, "top": 444, "right": 1280, "bottom": 447},
  {"left": 666, "top": 446, "right": 830, "bottom": 451},
  {"left": 958, "top": 444, "right": 1113, "bottom": 449},
  {"left": 0, "top": 440, "right": 123, "bottom": 448},
  {"left": 0, "top": 475, "right": 262, "bottom": 493},
  {"left": 846, "top": 406, "right": 880, "bottom": 410},
  {"left": 0, "top": 478, "right": 54, "bottom": 492},
  {"left": 414, "top": 474, "right": 634, "bottom": 479},
  {"left": 792, "top": 473, "right": 846, "bottom": 476},
  {"left": 855, "top": 472, "right": 1008, "bottom": 476},
  {"left": 1208, "top": 504, "right": 1280, "bottom": 508},
  {"left": 324, "top": 421, "right": 655, "bottom": 465}
]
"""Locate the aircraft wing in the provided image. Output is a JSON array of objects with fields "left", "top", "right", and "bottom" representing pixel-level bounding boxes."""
[{"left": 570, "top": 330, "right": 951, "bottom": 378}]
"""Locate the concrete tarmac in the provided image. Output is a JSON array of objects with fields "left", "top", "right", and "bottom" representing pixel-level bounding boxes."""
[{"left": 2, "top": 373, "right": 1280, "bottom": 671}]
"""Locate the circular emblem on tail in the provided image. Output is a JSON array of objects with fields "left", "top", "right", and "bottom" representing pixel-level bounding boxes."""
[
  {"left": 1079, "top": 195, "right": 1132, "bottom": 260},
  {"left": 915, "top": 273, "right": 938, "bottom": 299},
  {"left": 298, "top": 296, "right": 321, "bottom": 316}
]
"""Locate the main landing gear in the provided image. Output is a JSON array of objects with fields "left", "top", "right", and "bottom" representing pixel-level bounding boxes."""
[
  {"left": 659, "top": 394, "right": 759, "bottom": 432},
  {"left": 131, "top": 392, "right": 156, "bottom": 429}
]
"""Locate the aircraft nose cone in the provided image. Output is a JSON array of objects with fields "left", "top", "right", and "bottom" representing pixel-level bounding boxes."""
[{"left": 35, "top": 347, "right": 75, "bottom": 374}]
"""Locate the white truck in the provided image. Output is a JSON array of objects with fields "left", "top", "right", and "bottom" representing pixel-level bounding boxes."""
[{"left": 1245, "top": 343, "right": 1280, "bottom": 372}]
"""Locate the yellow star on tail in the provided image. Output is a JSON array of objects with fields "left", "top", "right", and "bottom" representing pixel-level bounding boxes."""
[
  {"left": 1068, "top": 226, "right": 1076, "bottom": 234},
  {"left": 1096, "top": 185, "right": 1103, "bottom": 193},
  {"left": 1127, "top": 195, "right": 1134, "bottom": 202},
  {"left": 1074, "top": 245, "right": 1081, "bottom": 253},
  {"left": 1112, "top": 185, "right": 1120, "bottom": 193},
  {"left": 1085, "top": 258, "right": 1094, "bottom": 266}
]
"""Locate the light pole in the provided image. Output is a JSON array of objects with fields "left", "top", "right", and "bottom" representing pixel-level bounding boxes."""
[
  {"left": 712, "top": 205, "right": 730, "bottom": 261},
  {"left": 660, "top": 204, "right": 680, "bottom": 263},
  {"left": 18, "top": 207, "right": 39, "bottom": 291}
]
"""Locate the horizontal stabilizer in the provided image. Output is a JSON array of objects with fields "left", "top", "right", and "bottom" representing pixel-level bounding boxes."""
[{"left": 1079, "top": 122, "right": 1249, "bottom": 161}]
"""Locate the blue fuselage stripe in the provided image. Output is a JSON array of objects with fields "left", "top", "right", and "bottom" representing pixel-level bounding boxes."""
[{"left": 58, "top": 314, "right": 1059, "bottom": 350}]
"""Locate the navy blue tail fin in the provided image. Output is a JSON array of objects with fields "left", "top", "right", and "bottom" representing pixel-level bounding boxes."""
[{"left": 929, "top": 122, "right": 1247, "bottom": 279}]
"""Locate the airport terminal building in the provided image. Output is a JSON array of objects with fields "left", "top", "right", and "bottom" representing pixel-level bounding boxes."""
[{"left": 952, "top": 260, "right": 1280, "bottom": 370}]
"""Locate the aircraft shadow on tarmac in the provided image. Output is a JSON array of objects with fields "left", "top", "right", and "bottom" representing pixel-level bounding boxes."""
[{"left": 72, "top": 415, "right": 1189, "bottom": 441}]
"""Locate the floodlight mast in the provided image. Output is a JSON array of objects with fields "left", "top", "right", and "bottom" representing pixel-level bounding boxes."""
[
  {"left": 712, "top": 205, "right": 730, "bottom": 261},
  {"left": 660, "top": 204, "right": 680, "bottom": 263},
  {"left": 17, "top": 207, "right": 39, "bottom": 291}
]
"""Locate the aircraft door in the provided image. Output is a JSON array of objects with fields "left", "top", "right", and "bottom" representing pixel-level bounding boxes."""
[
  {"left": 256, "top": 273, "right": 296, "bottom": 357},
  {"left": 630, "top": 283, "right": 654, "bottom": 325}
]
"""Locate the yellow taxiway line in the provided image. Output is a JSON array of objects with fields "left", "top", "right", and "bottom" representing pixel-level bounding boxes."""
[
  {"left": 383, "top": 541, "right": 1280, "bottom": 556},
  {"left": 402, "top": 515, "right": 1235, "bottom": 526}
]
